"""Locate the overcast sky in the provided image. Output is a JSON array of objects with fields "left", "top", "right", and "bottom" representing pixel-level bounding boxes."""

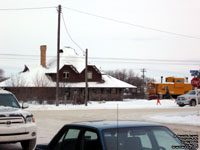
[{"left": 0, "top": 0, "right": 200, "bottom": 81}]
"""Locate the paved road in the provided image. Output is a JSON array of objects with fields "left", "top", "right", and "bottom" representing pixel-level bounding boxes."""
[{"left": 2, "top": 107, "right": 200, "bottom": 150}]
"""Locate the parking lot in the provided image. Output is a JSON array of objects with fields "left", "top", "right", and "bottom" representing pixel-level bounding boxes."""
[{"left": 1, "top": 107, "right": 200, "bottom": 150}]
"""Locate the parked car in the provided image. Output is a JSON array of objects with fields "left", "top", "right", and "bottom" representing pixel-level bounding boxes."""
[
  {"left": 0, "top": 89, "right": 37, "bottom": 150},
  {"left": 36, "top": 120, "right": 185, "bottom": 150},
  {"left": 177, "top": 89, "right": 200, "bottom": 107}
]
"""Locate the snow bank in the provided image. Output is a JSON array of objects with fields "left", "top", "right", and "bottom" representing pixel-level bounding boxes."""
[
  {"left": 150, "top": 114, "right": 200, "bottom": 126},
  {"left": 26, "top": 99, "right": 200, "bottom": 126},
  {"left": 27, "top": 99, "right": 178, "bottom": 110}
]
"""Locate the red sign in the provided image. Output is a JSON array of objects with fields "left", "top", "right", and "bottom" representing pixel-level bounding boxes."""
[{"left": 191, "top": 77, "right": 200, "bottom": 87}]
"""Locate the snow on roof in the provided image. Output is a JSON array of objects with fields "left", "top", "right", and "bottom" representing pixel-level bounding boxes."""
[
  {"left": 46, "top": 47, "right": 85, "bottom": 73},
  {"left": 0, "top": 66, "right": 54, "bottom": 87},
  {"left": 58, "top": 75, "right": 136, "bottom": 88},
  {"left": 0, "top": 73, "right": 136, "bottom": 88},
  {"left": 0, "top": 47, "right": 136, "bottom": 88}
]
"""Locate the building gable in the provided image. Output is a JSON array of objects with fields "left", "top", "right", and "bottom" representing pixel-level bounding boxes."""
[
  {"left": 80, "top": 65, "right": 102, "bottom": 82},
  {"left": 46, "top": 65, "right": 102, "bottom": 83}
]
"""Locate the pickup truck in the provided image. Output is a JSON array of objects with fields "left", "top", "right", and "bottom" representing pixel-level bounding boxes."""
[
  {"left": 0, "top": 89, "right": 37, "bottom": 150},
  {"left": 36, "top": 120, "right": 185, "bottom": 150},
  {"left": 177, "top": 89, "right": 200, "bottom": 107}
]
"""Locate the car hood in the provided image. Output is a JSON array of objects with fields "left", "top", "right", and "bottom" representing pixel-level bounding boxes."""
[{"left": 0, "top": 106, "right": 31, "bottom": 118}]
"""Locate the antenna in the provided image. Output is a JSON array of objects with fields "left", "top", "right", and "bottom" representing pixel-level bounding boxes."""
[
  {"left": 117, "top": 104, "right": 119, "bottom": 126},
  {"left": 117, "top": 104, "right": 119, "bottom": 150}
]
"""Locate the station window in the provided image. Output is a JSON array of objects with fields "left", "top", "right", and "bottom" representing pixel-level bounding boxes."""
[
  {"left": 87, "top": 72, "right": 93, "bottom": 79},
  {"left": 111, "top": 89, "right": 117, "bottom": 94},
  {"left": 63, "top": 71, "right": 70, "bottom": 79}
]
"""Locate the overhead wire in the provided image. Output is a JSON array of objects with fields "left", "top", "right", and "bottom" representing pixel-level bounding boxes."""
[
  {"left": 0, "top": 5, "right": 199, "bottom": 40},
  {"left": 0, "top": 6, "right": 199, "bottom": 40},
  {"left": 0, "top": 6, "right": 199, "bottom": 70},
  {"left": 0, "top": 53, "right": 199, "bottom": 62},
  {"left": 0, "top": 6, "right": 56, "bottom": 11},
  {"left": 63, "top": 6, "right": 200, "bottom": 40},
  {"left": 1, "top": 53, "right": 200, "bottom": 63},
  {"left": 61, "top": 12, "right": 85, "bottom": 53},
  {"left": 0, "top": 5, "right": 198, "bottom": 78},
  {"left": 0, "top": 54, "right": 200, "bottom": 66}
]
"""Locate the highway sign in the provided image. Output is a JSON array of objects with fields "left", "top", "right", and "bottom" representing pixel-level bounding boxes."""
[{"left": 190, "top": 70, "right": 199, "bottom": 76}]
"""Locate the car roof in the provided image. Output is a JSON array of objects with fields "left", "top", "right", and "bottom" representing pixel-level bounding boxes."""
[
  {"left": 0, "top": 89, "right": 12, "bottom": 94},
  {"left": 66, "top": 120, "right": 163, "bottom": 130}
]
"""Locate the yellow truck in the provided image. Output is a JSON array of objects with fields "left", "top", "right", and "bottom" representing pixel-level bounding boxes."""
[{"left": 146, "top": 77, "right": 192, "bottom": 99}]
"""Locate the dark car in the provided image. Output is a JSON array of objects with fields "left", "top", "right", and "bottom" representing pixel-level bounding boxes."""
[{"left": 36, "top": 120, "right": 185, "bottom": 150}]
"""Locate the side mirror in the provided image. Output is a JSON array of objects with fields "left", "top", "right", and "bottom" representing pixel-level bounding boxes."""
[{"left": 22, "top": 103, "right": 29, "bottom": 109}]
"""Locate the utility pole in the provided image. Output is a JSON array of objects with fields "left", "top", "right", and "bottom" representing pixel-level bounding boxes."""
[
  {"left": 141, "top": 68, "right": 146, "bottom": 98},
  {"left": 56, "top": 5, "right": 61, "bottom": 106},
  {"left": 141, "top": 68, "right": 146, "bottom": 85},
  {"left": 85, "top": 49, "right": 88, "bottom": 106}
]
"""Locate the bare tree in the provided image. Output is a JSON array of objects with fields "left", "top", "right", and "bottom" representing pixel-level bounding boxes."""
[
  {"left": 5, "top": 74, "right": 28, "bottom": 87},
  {"left": 0, "top": 69, "right": 6, "bottom": 82},
  {"left": 106, "top": 69, "right": 155, "bottom": 98},
  {"left": 106, "top": 69, "right": 142, "bottom": 86},
  {"left": 32, "top": 73, "right": 52, "bottom": 87}
]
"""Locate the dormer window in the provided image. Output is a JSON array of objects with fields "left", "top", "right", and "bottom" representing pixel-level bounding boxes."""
[
  {"left": 63, "top": 71, "right": 70, "bottom": 79},
  {"left": 87, "top": 72, "right": 93, "bottom": 79}
]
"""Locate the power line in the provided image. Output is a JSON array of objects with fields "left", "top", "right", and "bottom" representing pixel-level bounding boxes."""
[
  {"left": 61, "top": 12, "right": 85, "bottom": 53},
  {"left": 1, "top": 53, "right": 200, "bottom": 64},
  {"left": 146, "top": 68, "right": 191, "bottom": 76},
  {"left": 0, "top": 6, "right": 56, "bottom": 11},
  {"left": 0, "top": 53, "right": 39, "bottom": 57},
  {"left": 0, "top": 5, "right": 199, "bottom": 40},
  {"left": 0, "top": 56, "right": 200, "bottom": 66},
  {"left": 63, "top": 6, "right": 200, "bottom": 40},
  {"left": 89, "top": 56, "right": 200, "bottom": 63},
  {"left": 0, "top": 57, "right": 38, "bottom": 61}
]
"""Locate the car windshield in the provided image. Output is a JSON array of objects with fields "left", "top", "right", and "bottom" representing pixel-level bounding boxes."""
[
  {"left": 0, "top": 94, "right": 20, "bottom": 108},
  {"left": 186, "top": 90, "right": 196, "bottom": 95},
  {"left": 103, "top": 126, "right": 184, "bottom": 150}
]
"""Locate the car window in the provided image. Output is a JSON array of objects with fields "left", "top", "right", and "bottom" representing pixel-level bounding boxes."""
[
  {"left": 84, "top": 131, "right": 98, "bottom": 140},
  {"left": 81, "top": 130, "right": 102, "bottom": 150},
  {"left": 53, "top": 128, "right": 81, "bottom": 150},
  {"left": 153, "top": 129, "right": 181, "bottom": 150},
  {"left": 187, "top": 90, "right": 196, "bottom": 95},
  {"left": 103, "top": 127, "right": 182, "bottom": 150},
  {"left": 176, "top": 80, "right": 183, "bottom": 83},
  {"left": 134, "top": 133, "right": 152, "bottom": 149},
  {"left": 0, "top": 94, "right": 20, "bottom": 108}
]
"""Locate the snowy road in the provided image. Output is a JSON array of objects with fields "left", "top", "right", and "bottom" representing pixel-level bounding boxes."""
[{"left": 2, "top": 105, "right": 200, "bottom": 150}]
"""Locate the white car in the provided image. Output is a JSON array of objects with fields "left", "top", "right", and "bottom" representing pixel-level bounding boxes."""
[
  {"left": 0, "top": 89, "right": 37, "bottom": 150},
  {"left": 177, "top": 89, "right": 200, "bottom": 107}
]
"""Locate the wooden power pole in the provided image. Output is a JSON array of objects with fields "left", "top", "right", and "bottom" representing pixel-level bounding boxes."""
[
  {"left": 56, "top": 5, "right": 61, "bottom": 106},
  {"left": 141, "top": 68, "right": 146, "bottom": 97},
  {"left": 85, "top": 49, "right": 88, "bottom": 106}
]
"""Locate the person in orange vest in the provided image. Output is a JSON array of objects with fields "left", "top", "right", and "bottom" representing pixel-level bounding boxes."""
[{"left": 157, "top": 96, "right": 161, "bottom": 105}]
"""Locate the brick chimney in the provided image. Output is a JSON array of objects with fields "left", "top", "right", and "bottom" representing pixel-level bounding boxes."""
[{"left": 40, "top": 45, "right": 47, "bottom": 67}]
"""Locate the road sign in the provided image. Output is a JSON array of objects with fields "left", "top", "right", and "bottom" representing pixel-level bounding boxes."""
[
  {"left": 191, "top": 77, "right": 200, "bottom": 87},
  {"left": 190, "top": 70, "right": 199, "bottom": 76}
]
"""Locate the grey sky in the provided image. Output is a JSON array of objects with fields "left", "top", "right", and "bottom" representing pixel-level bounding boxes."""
[{"left": 0, "top": 0, "right": 200, "bottom": 80}]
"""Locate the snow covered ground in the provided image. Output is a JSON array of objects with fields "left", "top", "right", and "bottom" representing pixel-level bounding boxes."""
[
  {"left": 26, "top": 99, "right": 200, "bottom": 126},
  {"left": 27, "top": 99, "right": 178, "bottom": 110}
]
